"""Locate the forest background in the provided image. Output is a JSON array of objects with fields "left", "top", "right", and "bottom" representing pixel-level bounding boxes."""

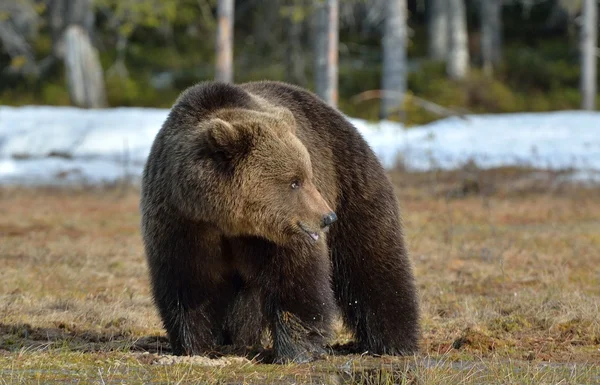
[{"left": 1, "top": 0, "right": 598, "bottom": 126}]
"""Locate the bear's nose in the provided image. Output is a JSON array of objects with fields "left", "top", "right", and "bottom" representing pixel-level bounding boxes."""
[{"left": 321, "top": 212, "right": 337, "bottom": 228}]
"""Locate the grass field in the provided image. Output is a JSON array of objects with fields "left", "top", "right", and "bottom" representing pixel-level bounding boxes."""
[{"left": 1, "top": 167, "right": 599, "bottom": 384}]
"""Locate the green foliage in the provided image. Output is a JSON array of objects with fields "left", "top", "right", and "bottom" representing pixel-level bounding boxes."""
[
  {"left": 526, "top": 89, "right": 582, "bottom": 112},
  {"left": 279, "top": 4, "right": 311, "bottom": 23},
  {"left": 41, "top": 82, "right": 71, "bottom": 106},
  {"left": 464, "top": 71, "right": 522, "bottom": 112},
  {"left": 409, "top": 61, "right": 468, "bottom": 107},
  {"left": 335, "top": 61, "right": 383, "bottom": 122},
  {"left": 0, "top": 79, "right": 70, "bottom": 106},
  {"left": 503, "top": 46, "right": 581, "bottom": 92},
  {"left": 104, "top": 73, "right": 179, "bottom": 108},
  {"left": 235, "top": 63, "right": 286, "bottom": 85},
  {"left": 401, "top": 53, "right": 596, "bottom": 125},
  {"left": 339, "top": 98, "right": 382, "bottom": 122},
  {"left": 93, "top": 0, "right": 179, "bottom": 38},
  {"left": 31, "top": 34, "right": 53, "bottom": 58},
  {"left": 0, "top": 87, "right": 37, "bottom": 106}
]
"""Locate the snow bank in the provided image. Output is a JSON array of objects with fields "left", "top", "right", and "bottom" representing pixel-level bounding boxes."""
[
  {"left": 1, "top": 105, "right": 599, "bottom": 185},
  {"left": 0, "top": 106, "right": 167, "bottom": 185},
  {"left": 349, "top": 111, "right": 600, "bottom": 171}
]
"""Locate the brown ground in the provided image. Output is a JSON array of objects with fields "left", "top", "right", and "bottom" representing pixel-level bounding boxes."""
[{"left": 0, "top": 167, "right": 599, "bottom": 384}]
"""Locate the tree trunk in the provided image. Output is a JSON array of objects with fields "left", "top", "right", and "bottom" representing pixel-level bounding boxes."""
[
  {"left": 447, "top": 0, "right": 469, "bottom": 80},
  {"left": 47, "top": 0, "right": 106, "bottom": 108},
  {"left": 64, "top": 25, "right": 107, "bottom": 108},
  {"left": 314, "top": 0, "right": 338, "bottom": 107},
  {"left": 428, "top": 0, "right": 448, "bottom": 61},
  {"left": 381, "top": 0, "right": 407, "bottom": 120},
  {"left": 49, "top": 0, "right": 95, "bottom": 58},
  {"left": 581, "top": 0, "right": 598, "bottom": 110},
  {"left": 215, "top": 0, "right": 234, "bottom": 83},
  {"left": 481, "top": 0, "right": 503, "bottom": 76}
]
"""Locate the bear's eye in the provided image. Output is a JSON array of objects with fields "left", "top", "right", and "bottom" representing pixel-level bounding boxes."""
[{"left": 290, "top": 180, "right": 302, "bottom": 190}]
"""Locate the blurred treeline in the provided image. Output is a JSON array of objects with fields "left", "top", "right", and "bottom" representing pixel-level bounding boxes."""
[{"left": 0, "top": 0, "right": 597, "bottom": 124}]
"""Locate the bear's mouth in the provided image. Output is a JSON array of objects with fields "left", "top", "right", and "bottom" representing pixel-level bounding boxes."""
[{"left": 298, "top": 223, "right": 320, "bottom": 241}]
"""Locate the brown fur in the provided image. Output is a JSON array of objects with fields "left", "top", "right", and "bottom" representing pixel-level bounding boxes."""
[{"left": 140, "top": 80, "right": 420, "bottom": 363}]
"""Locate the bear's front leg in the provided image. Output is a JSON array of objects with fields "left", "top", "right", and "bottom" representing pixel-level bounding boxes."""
[
  {"left": 155, "top": 278, "right": 234, "bottom": 356},
  {"left": 263, "top": 242, "right": 336, "bottom": 364},
  {"left": 145, "top": 222, "right": 235, "bottom": 356}
]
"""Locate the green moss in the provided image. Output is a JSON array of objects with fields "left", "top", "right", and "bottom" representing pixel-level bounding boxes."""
[{"left": 488, "top": 315, "right": 532, "bottom": 333}]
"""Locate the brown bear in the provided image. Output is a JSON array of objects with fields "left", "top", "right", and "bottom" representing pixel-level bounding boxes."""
[{"left": 140, "top": 80, "right": 419, "bottom": 363}]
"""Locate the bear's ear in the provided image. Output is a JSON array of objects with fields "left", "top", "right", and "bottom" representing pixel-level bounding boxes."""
[
  {"left": 203, "top": 118, "right": 249, "bottom": 159},
  {"left": 272, "top": 107, "right": 297, "bottom": 134}
]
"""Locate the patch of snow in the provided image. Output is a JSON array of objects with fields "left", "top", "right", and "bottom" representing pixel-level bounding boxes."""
[
  {"left": 348, "top": 111, "right": 600, "bottom": 171},
  {"left": 0, "top": 105, "right": 599, "bottom": 186},
  {"left": 0, "top": 106, "right": 167, "bottom": 160}
]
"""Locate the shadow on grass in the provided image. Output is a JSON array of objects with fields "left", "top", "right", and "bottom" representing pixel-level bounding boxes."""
[
  {"left": 0, "top": 323, "right": 171, "bottom": 355},
  {"left": 0, "top": 323, "right": 370, "bottom": 363},
  {"left": 2, "top": 323, "right": 599, "bottom": 384}
]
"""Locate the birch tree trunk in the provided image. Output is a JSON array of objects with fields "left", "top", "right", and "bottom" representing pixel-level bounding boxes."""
[
  {"left": 64, "top": 25, "right": 107, "bottom": 108},
  {"left": 49, "top": 0, "right": 95, "bottom": 58},
  {"left": 314, "top": 0, "right": 338, "bottom": 107},
  {"left": 581, "top": 0, "right": 598, "bottom": 110},
  {"left": 215, "top": 0, "right": 234, "bottom": 83},
  {"left": 48, "top": 0, "right": 106, "bottom": 108},
  {"left": 428, "top": 0, "right": 448, "bottom": 61},
  {"left": 381, "top": 0, "right": 407, "bottom": 120},
  {"left": 481, "top": 0, "right": 503, "bottom": 76},
  {"left": 447, "top": 0, "right": 469, "bottom": 80}
]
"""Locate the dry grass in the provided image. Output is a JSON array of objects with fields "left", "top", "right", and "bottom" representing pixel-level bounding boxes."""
[{"left": 1, "top": 167, "right": 599, "bottom": 384}]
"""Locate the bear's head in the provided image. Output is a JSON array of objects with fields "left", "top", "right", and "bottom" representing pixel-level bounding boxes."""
[{"left": 198, "top": 105, "right": 337, "bottom": 246}]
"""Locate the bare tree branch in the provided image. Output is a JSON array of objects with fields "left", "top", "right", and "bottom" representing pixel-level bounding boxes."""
[{"left": 351, "top": 90, "right": 471, "bottom": 121}]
